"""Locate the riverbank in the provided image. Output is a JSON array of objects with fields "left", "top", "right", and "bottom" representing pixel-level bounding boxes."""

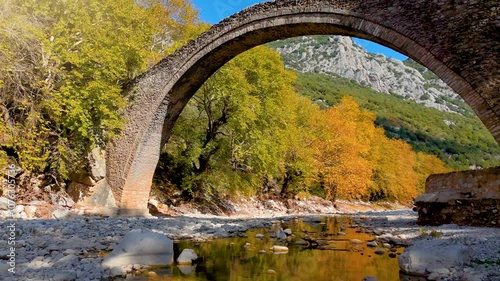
[{"left": 0, "top": 199, "right": 498, "bottom": 281}]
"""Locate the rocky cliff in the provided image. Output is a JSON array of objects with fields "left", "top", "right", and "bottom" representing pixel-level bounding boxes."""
[{"left": 268, "top": 36, "right": 463, "bottom": 113}]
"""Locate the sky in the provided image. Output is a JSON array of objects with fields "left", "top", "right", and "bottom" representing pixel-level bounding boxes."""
[{"left": 191, "top": 0, "right": 408, "bottom": 61}]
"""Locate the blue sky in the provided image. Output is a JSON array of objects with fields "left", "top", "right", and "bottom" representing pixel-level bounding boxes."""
[{"left": 191, "top": 0, "right": 408, "bottom": 61}]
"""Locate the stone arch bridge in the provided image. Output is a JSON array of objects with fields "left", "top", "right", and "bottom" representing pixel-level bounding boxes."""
[{"left": 98, "top": 0, "right": 499, "bottom": 215}]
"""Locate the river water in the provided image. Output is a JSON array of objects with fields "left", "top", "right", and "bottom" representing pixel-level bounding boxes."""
[{"left": 135, "top": 216, "right": 403, "bottom": 281}]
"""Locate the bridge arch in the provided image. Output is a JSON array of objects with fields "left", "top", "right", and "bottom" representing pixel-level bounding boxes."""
[{"left": 105, "top": 0, "right": 499, "bottom": 214}]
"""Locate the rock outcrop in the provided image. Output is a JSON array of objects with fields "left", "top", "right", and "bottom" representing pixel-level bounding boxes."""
[{"left": 270, "top": 36, "right": 462, "bottom": 113}]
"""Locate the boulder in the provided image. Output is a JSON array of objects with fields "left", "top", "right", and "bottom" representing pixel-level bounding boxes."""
[
  {"left": 89, "top": 148, "right": 106, "bottom": 181},
  {"left": 102, "top": 229, "right": 174, "bottom": 268},
  {"left": 176, "top": 249, "right": 198, "bottom": 265},
  {"left": 399, "top": 239, "right": 470, "bottom": 276}
]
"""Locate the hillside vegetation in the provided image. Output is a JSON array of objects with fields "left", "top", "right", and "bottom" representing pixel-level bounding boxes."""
[{"left": 294, "top": 72, "right": 500, "bottom": 170}]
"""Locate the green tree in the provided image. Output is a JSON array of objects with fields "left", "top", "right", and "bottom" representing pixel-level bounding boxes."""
[
  {"left": 159, "top": 46, "right": 318, "bottom": 198},
  {"left": 0, "top": 0, "right": 206, "bottom": 179}
]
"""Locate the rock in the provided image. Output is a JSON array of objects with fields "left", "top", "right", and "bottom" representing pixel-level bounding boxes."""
[
  {"left": 255, "top": 233, "right": 265, "bottom": 239},
  {"left": 362, "top": 277, "right": 379, "bottom": 281},
  {"left": 0, "top": 197, "right": 13, "bottom": 210},
  {"left": 283, "top": 228, "right": 292, "bottom": 235},
  {"left": 350, "top": 239, "right": 363, "bottom": 244},
  {"left": 269, "top": 246, "right": 288, "bottom": 252},
  {"left": 102, "top": 229, "right": 174, "bottom": 268},
  {"left": 57, "top": 196, "right": 75, "bottom": 208},
  {"left": 294, "top": 240, "right": 309, "bottom": 245},
  {"left": 176, "top": 249, "right": 198, "bottom": 265},
  {"left": 374, "top": 248, "right": 385, "bottom": 255},
  {"left": 63, "top": 249, "right": 77, "bottom": 256},
  {"left": 399, "top": 240, "right": 470, "bottom": 276},
  {"left": 89, "top": 148, "right": 106, "bottom": 181},
  {"left": 12, "top": 204, "right": 24, "bottom": 214},
  {"left": 367, "top": 241, "right": 378, "bottom": 247},
  {"left": 67, "top": 181, "right": 91, "bottom": 203},
  {"left": 428, "top": 267, "right": 450, "bottom": 275},
  {"left": 84, "top": 180, "right": 117, "bottom": 208},
  {"left": 55, "top": 254, "right": 79, "bottom": 267},
  {"left": 24, "top": 206, "right": 37, "bottom": 218},
  {"left": 52, "top": 209, "right": 72, "bottom": 219},
  {"left": 177, "top": 265, "right": 196, "bottom": 275},
  {"left": 29, "top": 200, "right": 45, "bottom": 206},
  {"left": 275, "top": 228, "right": 287, "bottom": 240},
  {"left": 110, "top": 266, "right": 127, "bottom": 277},
  {"left": 53, "top": 271, "right": 77, "bottom": 281},
  {"left": 258, "top": 250, "right": 267, "bottom": 254},
  {"left": 266, "top": 269, "right": 277, "bottom": 275}
]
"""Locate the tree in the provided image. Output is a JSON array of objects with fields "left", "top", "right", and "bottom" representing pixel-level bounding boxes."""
[
  {"left": 0, "top": 0, "right": 206, "bottom": 179},
  {"left": 311, "top": 97, "right": 374, "bottom": 201},
  {"left": 159, "top": 46, "right": 318, "bottom": 198}
]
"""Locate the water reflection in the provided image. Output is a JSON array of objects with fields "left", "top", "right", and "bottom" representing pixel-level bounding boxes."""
[{"left": 136, "top": 216, "right": 403, "bottom": 281}]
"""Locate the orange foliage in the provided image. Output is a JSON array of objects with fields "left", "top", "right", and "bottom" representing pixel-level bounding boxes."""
[{"left": 311, "top": 97, "right": 449, "bottom": 204}]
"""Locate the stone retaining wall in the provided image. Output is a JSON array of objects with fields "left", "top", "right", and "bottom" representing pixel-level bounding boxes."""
[{"left": 415, "top": 166, "right": 500, "bottom": 227}]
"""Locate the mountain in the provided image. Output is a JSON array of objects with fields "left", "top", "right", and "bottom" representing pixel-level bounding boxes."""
[{"left": 267, "top": 36, "right": 471, "bottom": 116}]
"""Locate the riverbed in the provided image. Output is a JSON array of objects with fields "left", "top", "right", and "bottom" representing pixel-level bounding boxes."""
[{"left": 0, "top": 209, "right": 498, "bottom": 281}]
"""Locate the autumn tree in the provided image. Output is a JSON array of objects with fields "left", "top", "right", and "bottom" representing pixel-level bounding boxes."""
[{"left": 311, "top": 97, "right": 374, "bottom": 200}]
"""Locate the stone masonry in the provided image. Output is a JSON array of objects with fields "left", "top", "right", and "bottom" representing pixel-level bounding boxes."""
[
  {"left": 101, "top": 0, "right": 499, "bottom": 214},
  {"left": 415, "top": 166, "right": 500, "bottom": 227}
]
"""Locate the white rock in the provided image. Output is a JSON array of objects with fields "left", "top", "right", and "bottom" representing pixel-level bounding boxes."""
[
  {"left": 12, "top": 204, "right": 24, "bottom": 214},
  {"left": 0, "top": 197, "right": 13, "bottom": 210},
  {"left": 177, "top": 265, "right": 196, "bottom": 275},
  {"left": 269, "top": 245, "right": 288, "bottom": 252},
  {"left": 176, "top": 249, "right": 198, "bottom": 265},
  {"left": 102, "top": 229, "right": 173, "bottom": 268},
  {"left": 399, "top": 240, "right": 470, "bottom": 276},
  {"left": 24, "top": 206, "right": 37, "bottom": 218}
]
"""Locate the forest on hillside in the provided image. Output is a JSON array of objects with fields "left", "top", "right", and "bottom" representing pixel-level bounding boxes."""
[
  {"left": 293, "top": 73, "right": 500, "bottom": 170},
  {"left": 0, "top": 0, "right": 477, "bottom": 205}
]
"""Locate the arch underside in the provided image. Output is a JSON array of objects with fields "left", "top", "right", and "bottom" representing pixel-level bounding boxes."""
[{"left": 106, "top": 1, "right": 499, "bottom": 214}]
